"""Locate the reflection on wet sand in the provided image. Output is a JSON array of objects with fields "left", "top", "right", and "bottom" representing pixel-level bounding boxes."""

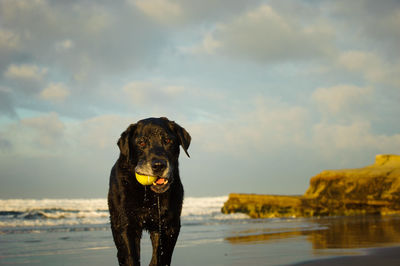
[
  {"left": 226, "top": 230, "right": 305, "bottom": 244},
  {"left": 226, "top": 215, "right": 400, "bottom": 249}
]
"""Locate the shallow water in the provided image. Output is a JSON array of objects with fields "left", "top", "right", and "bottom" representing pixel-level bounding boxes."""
[{"left": 1, "top": 197, "right": 400, "bottom": 265}]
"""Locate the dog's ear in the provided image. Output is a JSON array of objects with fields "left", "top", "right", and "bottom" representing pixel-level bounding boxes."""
[
  {"left": 117, "top": 123, "right": 137, "bottom": 162},
  {"left": 166, "top": 119, "right": 191, "bottom": 158}
]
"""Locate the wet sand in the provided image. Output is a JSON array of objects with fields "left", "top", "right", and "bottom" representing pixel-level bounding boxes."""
[
  {"left": 2, "top": 215, "right": 400, "bottom": 265},
  {"left": 3, "top": 234, "right": 400, "bottom": 266},
  {"left": 293, "top": 246, "right": 400, "bottom": 266}
]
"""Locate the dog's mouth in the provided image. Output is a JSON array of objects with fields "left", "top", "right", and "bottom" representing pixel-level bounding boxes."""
[
  {"left": 152, "top": 177, "right": 169, "bottom": 186},
  {"left": 150, "top": 176, "right": 172, "bottom": 193},
  {"left": 135, "top": 171, "right": 172, "bottom": 193}
]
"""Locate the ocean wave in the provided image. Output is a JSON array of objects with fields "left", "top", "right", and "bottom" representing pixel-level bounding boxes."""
[
  {"left": 0, "top": 198, "right": 108, "bottom": 212},
  {"left": 0, "top": 198, "right": 110, "bottom": 229},
  {"left": 0, "top": 196, "right": 249, "bottom": 232}
]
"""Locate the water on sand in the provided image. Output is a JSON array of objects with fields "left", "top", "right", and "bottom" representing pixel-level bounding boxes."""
[{"left": 1, "top": 197, "right": 400, "bottom": 265}]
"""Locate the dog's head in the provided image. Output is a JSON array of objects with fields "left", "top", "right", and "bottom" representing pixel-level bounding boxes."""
[{"left": 117, "top": 117, "right": 191, "bottom": 193}]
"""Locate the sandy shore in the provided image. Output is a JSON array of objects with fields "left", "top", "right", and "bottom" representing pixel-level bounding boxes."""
[
  {"left": 292, "top": 246, "right": 400, "bottom": 266},
  {"left": 3, "top": 214, "right": 400, "bottom": 265},
  {"left": 3, "top": 230, "right": 400, "bottom": 265}
]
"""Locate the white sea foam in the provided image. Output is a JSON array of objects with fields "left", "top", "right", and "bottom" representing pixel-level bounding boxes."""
[
  {"left": 182, "top": 196, "right": 248, "bottom": 221},
  {"left": 0, "top": 198, "right": 107, "bottom": 212},
  {"left": 0, "top": 196, "right": 248, "bottom": 230},
  {"left": 182, "top": 196, "right": 227, "bottom": 216},
  {"left": 0, "top": 198, "right": 109, "bottom": 228}
]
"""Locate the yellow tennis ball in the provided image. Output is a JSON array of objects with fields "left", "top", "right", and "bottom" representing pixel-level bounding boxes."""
[{"left": 135, "top": 172, "right": 157, "bottom": 186}]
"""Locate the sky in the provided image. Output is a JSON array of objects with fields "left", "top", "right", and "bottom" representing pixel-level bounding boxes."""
[{"left": 0, "top": 0, "right": 400, "bottom": 198}]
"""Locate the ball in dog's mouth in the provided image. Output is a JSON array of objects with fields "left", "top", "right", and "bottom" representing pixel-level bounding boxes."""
[
  {"left": 135, "top": 172, "right": 172, "bottom": 193},
  {"left": 135, "top": 172, "right": 157, "bottom": 185}
]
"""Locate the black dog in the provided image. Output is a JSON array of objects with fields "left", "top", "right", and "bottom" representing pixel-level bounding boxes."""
[{"left": 108, "top": 117, "right": 191, "bottom": 266}]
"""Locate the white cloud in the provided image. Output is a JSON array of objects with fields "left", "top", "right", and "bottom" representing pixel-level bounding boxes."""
[
  {"left": 161, "top": 85, "right": 185, "bottom": 95},
  {"left": 0, "top": 112, "right": 132, "bottom": 156},
  {"left": 0, "top": 29, "right": 20, "bottom": 49},
  {"left": 122, "top": 81, "right": 188, "bottom": 105},
  {"left": 313, "top": 121, "right": 400, "bottom": 158},
  {"left": 181, "top": 32, "right": 222, "bottom": 55},
  {"left": 83, "top": 6, "right": 112, "bottom": 34},
  {"left": 69, "top": 114, "right": 132, "bottom": 150},
  {"left": 21, "top": 112, "right": 64, "bottom": 134},
  {"left": 1, "top": 112, "right": 66, "bottom": 154},
  {"left": 338, "top": 50, "right": 400, "bottom": 87},
  {"left": 40, "top": 82, "right": 70, "bottom": 103},
  {"left": 0, "top": 0, "right": 164, "bottom": 83},
  {"left": 312, "top": 84, "right": 373, "bottom": 115},
  {"left": 190, "top": 97, "right": 309, "bottom": 155},
  {"left": 193, "top": 5, "right": 335, "bottom": 62},
  {"left": 122, "top": 81, "right": 153, "bottom": 103},
  {"left": 133, "top": 0, "right": 183, "bottom": 25},
  {"left": 4, "top": 64, "right": 47, "bottom": 81},
  {"left": 55, "top": 39, "right": 74, "bottom": 52}
]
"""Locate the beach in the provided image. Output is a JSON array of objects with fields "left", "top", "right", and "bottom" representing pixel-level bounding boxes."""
[{"left": 1, "top": 197, "right": 400, "bottom": 265}]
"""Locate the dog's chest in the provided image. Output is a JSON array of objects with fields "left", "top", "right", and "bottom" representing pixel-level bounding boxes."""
[{"left": 125, "top": 194, "right": 168, "bottom": 230}]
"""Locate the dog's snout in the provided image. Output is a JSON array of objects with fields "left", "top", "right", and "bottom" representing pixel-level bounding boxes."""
[{"left": 151, "top": 159, "right": 167, "bottom": 173}]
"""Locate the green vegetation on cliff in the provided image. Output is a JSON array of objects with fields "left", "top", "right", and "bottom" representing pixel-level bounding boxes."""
[{"left": 222, "top": 154, "right": 400, "bottom": 218}]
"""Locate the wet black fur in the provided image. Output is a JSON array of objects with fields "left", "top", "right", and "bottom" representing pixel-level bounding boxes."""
[{"left": 108, "top": 117, "right": 191, "bottom": 266}]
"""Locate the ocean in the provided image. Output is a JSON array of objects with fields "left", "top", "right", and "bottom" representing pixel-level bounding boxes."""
[{"left": 1, "top": 196, "right": 400, "bottom": 265}]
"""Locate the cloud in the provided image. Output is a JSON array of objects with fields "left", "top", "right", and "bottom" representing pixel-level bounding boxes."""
[
  {"left": 122, "top": 81, "right": 189, "bottom": 105},
  {"left": 161, "top": 85, "right": 185, "bottom": 95},
  {"left": 0, "top": 0, "right": 168, "bottom": 79},
  {"left": 4, "top": 64, "right": 47, "bottom": 81},
  {"left": 40, "top": 83, "right": 70, "bottom": 103},
  {"left": 312, "top": 84, "right": 373, "bottom": 115},
  {"left": 191, "top": 5, "right": 335, "bottom": 63},
  {"left": 0, "top": 0, "right": 174, "bottom": 118},
  {"left": 338, "top": 50, "right": 400, "bottom": 87},
  {"left": 0, "top": 113, "right": 133, "bottom": 198},
  {"left": 21, "top": 112, "right": 65, "bottom": 147},
  {"left": 132, "top": 0, "right": 263, "bottom": 27},
  {"left": 312, "top": 121, "right": 400, "bottom": 159},
  {"left": 122, "top": 81, "right": 153, "bottom": 103},
  {"left": 117, "top": 79, "right": 230, "bottom": 124},
  {"left": 55, "top": 39, "right": 74, "bottom": 52},
  {"left": 331, "top": 0, "right": 400, "bottom": 57},
  {"left": 133, "top": 0, "right": 183, "bottom": 25},
  {"left": 190, "top": 97, "right": 309, "bottom": 155},
  {"left": 0, "top": 112, "right": 131, "bottom": 156},
  {"left": 0, "top": 112, "right": 66, "bottom": 156},
  {"left": 69, "top": 114, "right": 132, "bottom": 151},
  {"left": 181, "top": 32, "right": 222, "bottom": 54},
  {"left": 0, "top": 87, "right": 17, "bottom": 117},
  {"left": 0, "top": 28, "right": 20, "bottom": 50}
]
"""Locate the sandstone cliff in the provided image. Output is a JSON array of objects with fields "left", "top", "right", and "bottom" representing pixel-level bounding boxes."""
[
  {"left": 222, "top": 154, "right": 400, "bottom": 218},
  {"left": 221, "top": 194, "right": 302, "bottom": 218}
]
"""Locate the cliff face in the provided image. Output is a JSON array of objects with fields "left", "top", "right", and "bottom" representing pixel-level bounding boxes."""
[
  {"left": 303, "top": 154, "right": 400, "bottom": 216},
  {"left": 221, "top": 194, "right": 302, "bottom": 218},
  {"left": 222, "top": 155, "right": 400, "bottom": 218}
]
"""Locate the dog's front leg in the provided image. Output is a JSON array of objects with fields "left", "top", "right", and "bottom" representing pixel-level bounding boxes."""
[
  {"left": 111, "top": 224, "right": 142, "bottom": 266},
  {"left": 149, "top": 226, "right": 180, "bottom": 266}
]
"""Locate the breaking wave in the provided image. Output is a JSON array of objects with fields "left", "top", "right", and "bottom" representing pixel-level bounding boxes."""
[{"left": 0, "top": 196, "right": 248, "bottom": 233}]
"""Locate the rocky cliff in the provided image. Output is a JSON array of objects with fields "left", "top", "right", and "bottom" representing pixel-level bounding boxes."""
[
  {"left": 221, "top": 194, "right": 302, "bottom": 218},
  {"left": 222, "top": 154, "right": 400, "bottom": 218}
]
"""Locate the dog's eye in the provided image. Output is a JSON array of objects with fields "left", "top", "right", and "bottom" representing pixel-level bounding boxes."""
[
  {"left": 164, "top": 138, "right": 172, "bottom": 144},
  {"left": 138, "top": 140, "right": 146, "bottom": 148}
]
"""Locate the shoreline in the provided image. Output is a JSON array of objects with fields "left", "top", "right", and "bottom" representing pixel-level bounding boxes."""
[
  {"left": 2, "top": 203, "right": 400, "bottom": 265},
  {"left": 292, "top": 245, "right": 400, "bottom": 266}
]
